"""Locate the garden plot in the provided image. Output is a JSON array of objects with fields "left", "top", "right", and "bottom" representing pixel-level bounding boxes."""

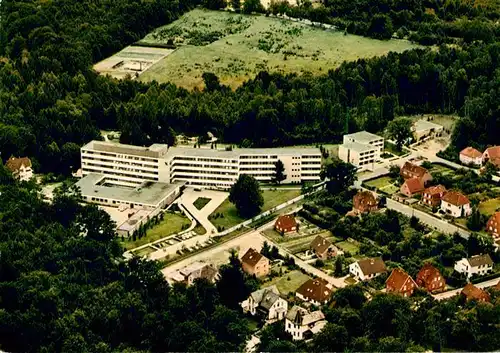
[
  {"left": 364, "top": 176, "right": 399, "bottom": 195},
  {"left": 139, "top": 9, "right": 418, "bottom": 89}
]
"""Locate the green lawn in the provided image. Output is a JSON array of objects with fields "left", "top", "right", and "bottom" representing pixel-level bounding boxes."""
[
  {"left": 193, "top": 197, "right": 211, "bottom": 210},
  {"left": 365, "top": 176, "right": 395, "bottom": 189},
  {"left": 132, "top": 247, "right": 155, "bottom": 257},
  {"left": 335, "top": 240, "right": 360, "bottom": 254},
  {"left": 139, "top": 9, "right": 418, "bottom": 89},
  {"left": 429, "top": 163, "right": 455, "bottom": 175},
  {"left": 384, "top": 141, "right": 407, "bottom": 156},
  {"left": 210, "top": 189, "right": 301, "bottom": 230},
  {"left": 264, "top": 270, "right": 310, "bottom": 295},
  {"left": 122, "top": 212, "right": 191, "bottom": 250},
  {"left": 478, "top": 198, "right": 500, "bottom": 216}
]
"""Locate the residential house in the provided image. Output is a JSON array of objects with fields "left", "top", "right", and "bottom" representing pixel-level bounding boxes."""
[
  {"left": 275, "top": 215, "right": 298, "bottom": 234},
  {"left": 415, "top": 263, "right": 446, "bottom": 293},
  {"left": 486, "top": 212, "right": 500, "bottom": 238},
  {"left": 459, "top": 147, "right": 483, "bottom": 166},
  {"left": 241, "top": 248, "right": 270, "bottom": 278},
  {"left": 5, "top": 157, "right": 33, "bottom": 182},
  {"left": 400, "top": 177, "right": 425, "bottom": 197},
  {"left": 422, "top": 185, "right": 447, "bottom": 207},
  {"left": 241, "top": 285, "right": 288, "bottom": 321},
  {"left": 482, "top": 146, "right": 500, "bottom": 169},
  {"left": 412, "top": 119, "right": 443, "bottom": 142},
  {"left": 169, "top": 261, "right": 219, "bottom": 286},
  {"left": 310, "top": 235, "right": 337, "bottom": 260},
  {"left": 353, "top": 190, "right": 378, "bottom": 213},
  {"left": 461, "top": 283, "right": 490, "bottom": 303},
  {"left": 386, "top": 268, "right": 417, "bottom": 297},
  {"left": 400, "top": 162, "right": 433, "bottom": 185},
  {"left": 454, "top": 254, "right": 493, "bottom": 279},
  {"left": 285, "top": 305, "right": 327, "bottom": 341},
  {"left": 349, "top": 257, "right": 387, "bottom": 281},
  {"left": 296, "top": 278, "right": 332, "bottom": 306},
  {"left": 440, "top": 191, "right": 471, "bottom": 217}
]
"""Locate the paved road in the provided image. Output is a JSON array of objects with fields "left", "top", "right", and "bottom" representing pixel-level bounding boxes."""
[
  {"left": 179, "top": 188, "right": 228, "bottom": 235},
  {"left": 433, "top": 277, "right": 500, "bottom": 301}
]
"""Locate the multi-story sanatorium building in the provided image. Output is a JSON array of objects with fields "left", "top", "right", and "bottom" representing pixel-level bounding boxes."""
[
  {"left": 81, "top": 141, "right": 322, "bottom": 189},
  {"left": 338, "top": 131, "right": 384, "bottom": 171}
]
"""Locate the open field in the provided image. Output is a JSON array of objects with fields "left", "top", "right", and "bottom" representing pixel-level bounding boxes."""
[
  {"left": 479, "top": 198, "right": 500, "bottom": 216},
  {"left": 210, "top": 189, "right": 301, "bottom": 229},
  {"left": 122, "top": 212, "right": 191, "bottom": 250},
  {"left": 264, "top": 270, "right": 310, "bottom": 294},
  {"left": 139, "top": 9, "right": 419, "bottom": 89}
]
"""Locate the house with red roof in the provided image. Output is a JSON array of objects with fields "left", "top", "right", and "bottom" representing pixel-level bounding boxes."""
[
  {"left": 241, "top": 248, "right": 270, "bottom": 278},
  {"left": 296, "top": 278, "right": 332, "bottom": 306},
  {"left": 400, "top": 177, "right": 425, "bottom": 197},
  {"left": 400, "top": 162, "right": 432, "bottom": 185},
  {"left": 440, "top": 191, "right": 471, "bottom": 218},
  {"left": 482, "top": 146, "right": 500, "bottom": 169},
  {"left": 353, "top": 190, "right": 378, "bottom": 214},
  {"left": 416, "top": 263, "right": 446, "bottom": 293},
  {"left": 459, "top": 147, "right": 483, "bottom": 166},
  {"left": 422, "top": 185, "right": 446, "bottom": 207},
  {"left": 5, "top": 157, "right": 33, "bottom": 182},
  {"left": 386, "top": 268, "right": 417, "bottom": 297},
  {"left": 275, "top": 215, "right": 297, "bottom": 234},
  {"left": 486, "top": 212, "right": 500, "bottom": 238},
  {"left": 461, "top": 283, "right": 490, "bottom": 303}
]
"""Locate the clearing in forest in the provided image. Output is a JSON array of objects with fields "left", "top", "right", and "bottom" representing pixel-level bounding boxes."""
[{"left": 138, "top": 9, "right": 419, "bottom": 89}]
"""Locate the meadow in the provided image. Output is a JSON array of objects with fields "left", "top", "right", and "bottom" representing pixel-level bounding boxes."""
[{"left": 139, "top": 9, "right": 419, "bottom": 89}]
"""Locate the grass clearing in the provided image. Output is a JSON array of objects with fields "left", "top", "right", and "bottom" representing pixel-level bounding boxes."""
[
  {"left": 264, "top": 270, "right": 310, "bottom": 294},
  {"left": 132, "top": 247, "right": 155, "bottom": 257},
  {"left": 139, "top": 9, "right": 418, "bottom": 89},
  {"left": 364, "top": 176, "right": 398, "bottom": 196},
  {"left": 193, "top": 197, "right": 211, "bottom": 210},
  {"left": 122, "top": 212, "right": 191, "bottom": 250},
  {"left": 384, "top": 141, "right": 408, "bottom": 156},
  {"left": 478, "top": 198, "right": 500, "bottom": 216},
  {"left": 335, "top": 240, "right": 360, "bottom": 254},
  {"left": 210, "top": 189, "right": 301, "bottom": 230},
  {"left": 430, "top": 163, "right": 455, "bottom": 175}
]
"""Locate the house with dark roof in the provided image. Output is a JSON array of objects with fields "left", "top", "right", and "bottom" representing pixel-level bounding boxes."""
[
  {"left": 482, "top": 146, "right": 500, "bottom": 168},
  {"left": 486, "top": 212, "right": 500, "bottom": 238},
  {"left": 353, "top": 190, "right": 378, "bottom": 214},
  {"left": 454, "top": 254, "right": 493, "bottom": 279},
  {"left": 169, "top": 261, "right": 219, "bottom": 286},
  {"left": 275, "top": 214, "right": 298, "bottom": 234},
  {"left": 416, "top": 263, "right": 446, "bottom": 293},
  {"left": 285, "top": 305, "right": 327, "bottom": 341},
  {"left": 241, "top": 285, "right": 288, "bottom": 322},
  {"left": 440, "top": 191, "right": 471, "bottom": 217},
  {"left": 386, "top": 268, "right": 417, "bottom": 297},
  {"left": 241, "top": 248, "right": 270, "bottom": 278},
  {"left": 461, "top": 283, "right": 490, "bottom": 303},
  {"left": 5, "top": 157, "right": 33, "bottom": 182},
  {"left": 296, "top": 278, "right": 332, "bottom": 306},
  {"left": 349, "top": 257, "right": 387, "bottom": 281},
  {"left": 422, "top": 185, "right": 447, "bottom": 207},
  {"left": 400, "top": 162, "right": 432, "bottom": 185},
  {"left": 309, "top": 235, "right": 337, "bottom": 260},
  {"left": 400, "top": 177, "right": 425, "bottom": 197},
  {"left": 460, "top": 147, "right": 483, "bottom": 166}
]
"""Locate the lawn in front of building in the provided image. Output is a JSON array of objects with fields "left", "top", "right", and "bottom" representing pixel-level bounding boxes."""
[
  {"left": 193, "top": 197, "right": 211, "bottom": 210},
  {"left": 264, "top": 270, "right": 311, "bottom": 295},
  {"left": 335, "top": 240, "right": 360, "bottom": 255},
  {"left": 478, "top": 198, "right": 500, "bottom": 216}
]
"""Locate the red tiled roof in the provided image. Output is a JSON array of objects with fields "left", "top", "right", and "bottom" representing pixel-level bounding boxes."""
[
  {"left": 404, "top": 177, "right": 424, "bottom": 194},
  {"left": 296, "top": 278, "right": 332, "bottom": 303},
  {"left": 460, "top": 147, "right": 482, "bottom": 158},
  {"left": 484, "top": 146, "right": 500, "bottom": 159},
  {"left": 416, "top": 263, "right": 443, "bottom": 287},
  {"left": 5, "top": 157, "right": 32, "bottom": 173},
  {"left": 401, "top": 162, "right": 429, "bottom": 179},
  {"left": 241, "top": 248, "right": 266, "bottom": 267},
  {"left": 310, "top": 235, "right": 332, "bottom": 255},
  {"left": 487, "top": 212, "right": 500, "bottom": 232},
  {"left": 424, "top": 185, "right": 446, "bottom": 196},
  {"left": 461, "top": 283, "right": 490, "bottom": 302},
  {"left": 386, "top": 268, "right": 415, "bottom": 292},
  {"left": 275, "top": 215, "right": 297, "bottom": 230},
  {"left": 442, "top": 191, "right": 470, "bottom": 206},
  {"left": 353, "top": 191, "right": 377, "bottom": 210}
]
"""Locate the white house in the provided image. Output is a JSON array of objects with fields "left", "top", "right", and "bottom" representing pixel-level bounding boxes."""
[
  {"left": 241, "top": 285, "right": 288, "bottom": 322},
  {"left": 454, "top": 254, "right": 493, "bottom": 279},
  {"left": 349, "top": 257, "right": 387, "bottom": 281},
  {"left": 440, "top": 191, "right": 472, "bottom": 218},
  {"left": 5, "top": 157, "right": 33, "bottom": 182},
  {"left": 338, "top": 131, "right": 384, "bottom": 171},
  {"left": 412, "top": 119, "right": 443, "bottom": 142},
  {"left": 285, "top": 305, "right": 327, "bottom": 341},
  {"left": 459, "top": 147, "right": 483, "bottom": 166}
]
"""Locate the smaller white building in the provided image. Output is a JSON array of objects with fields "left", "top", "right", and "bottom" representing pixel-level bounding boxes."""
[
  {"left": 169, "top": 261, "right": 219, "bottom": 286},
  {"left": 241, "top": 285, "right": 288, "bottom": 322},
  {"left": 5, "top": 157, "right": 33, "bottom": 182},
  {"left": 349, "top": 257, "right": 387, "bottom": 281},
  {"left": 440, "top": 191, "right": 471, "bottom": 218},
  {"left": 285, "top": 305, "right": 327, "bottom": 341},
  {"left": 454, "top": 254, "right": 493, "bottom": 279},
  {"left": 338, "top": 131, "right": 384, "bottom": 171},
  {"left": 412, "top": 119, "right": 443, "bottom": 142},
  {"left": 459, "top": 147, "right": 483, "bottom": 166}
]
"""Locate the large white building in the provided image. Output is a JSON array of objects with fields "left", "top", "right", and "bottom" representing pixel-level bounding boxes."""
[
  {"left": 454, "top": 254, "right": 493, "bottom": 279},
  {"left": 81, "top": 141, "right": 322, "bottom": 189},
  {"left": 338, "top": 131, "right": 384, "bottom": 171}
]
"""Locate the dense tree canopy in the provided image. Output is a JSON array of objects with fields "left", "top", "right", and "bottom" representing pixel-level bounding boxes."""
[{"left": 229, "top": 174, "right": 264, "bottom": 217}]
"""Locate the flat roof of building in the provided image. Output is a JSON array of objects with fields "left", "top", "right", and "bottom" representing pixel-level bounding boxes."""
[
  {"left": 413, "top": 120, "right": 443, "bottom": 133},
  {"left": 82, "top": 140, "right": 169, "bottom": 158},
  {"left": 76, "top": 173, "right": 182, "bottom": 206},
  {"left": 345, "top": 131, "right": 383, "bottom": 143},
  {"left": 340, "top": 141, "right": 376, "bottom": 153},
  {"left": 166, "top": 146, "right": 321, "bottom": 159}
]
